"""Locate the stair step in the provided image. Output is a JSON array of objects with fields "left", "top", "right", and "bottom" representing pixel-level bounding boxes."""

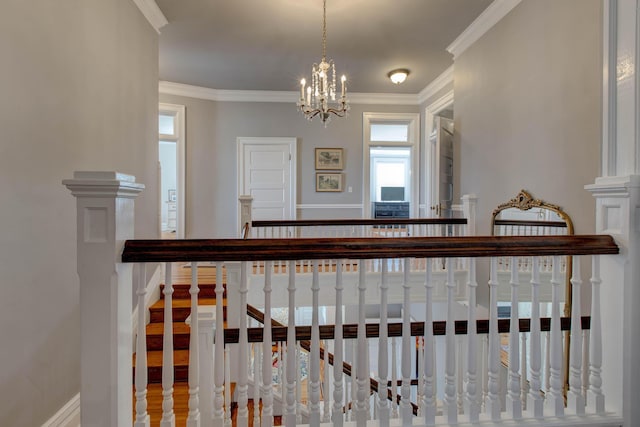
[
  {"left": 160, "top": 283, "right": 226, "bottom": 299},
  {"left": 149, "top": 297, "right": 224, "bottom": 323},
  {"left": 134, "top": 349, "right": 190, "bottom": 383},
  {"left": 145, "top": 322, "right": 192, "bottom": 351}
]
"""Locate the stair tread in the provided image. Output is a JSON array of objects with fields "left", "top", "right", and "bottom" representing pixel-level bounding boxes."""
[
  {"left": 145, "top": 321, "right": 191, "bottom": 335},
  {"left": 134, "top": 349, "right": 190, "bottom": 367},
  {"left": 150, "top": 297, "right": 219, "bottom": 310}
]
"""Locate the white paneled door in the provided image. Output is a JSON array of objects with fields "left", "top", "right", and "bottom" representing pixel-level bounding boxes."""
[{"left": 238, "top": 137, "right": 297, "bottom": 226}]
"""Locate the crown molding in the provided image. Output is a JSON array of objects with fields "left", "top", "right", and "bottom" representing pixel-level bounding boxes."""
[
  {"left": 159, "top": 81, "right": 420, "bottom": 105},
  {"left": 131, "top": 0, "right": 168, "bottom": 33},
  {"left": 446, "top": 0, "right": 522, "bottom": 59},
  {"left": 418, "top": 65, "right": 454, "bottom": 104}
]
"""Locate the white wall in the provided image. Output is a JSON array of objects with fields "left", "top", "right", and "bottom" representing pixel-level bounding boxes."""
[{"left": 0, "top": 1, "right": 159, "bottom": 425}]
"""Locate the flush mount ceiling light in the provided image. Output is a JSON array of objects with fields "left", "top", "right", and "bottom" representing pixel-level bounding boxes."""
[
  {"left": 388, "top": 69, "right": 410, "bottom": 84},
  {"left": 297, "top": 0, "right": 349, "bottom": 125}
]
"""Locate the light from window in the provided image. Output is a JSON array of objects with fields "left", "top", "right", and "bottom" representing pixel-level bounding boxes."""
[
  {"left": 370, "top": 123, "right": 408, "bottom": 142},
  {"left": 159, "top": 114, "right": 175, "bottom": 135}
]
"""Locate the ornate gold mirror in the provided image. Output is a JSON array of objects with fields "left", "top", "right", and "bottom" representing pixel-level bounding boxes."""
[{"left": 491, "top": 189, "right": 574, "bottom": 397}]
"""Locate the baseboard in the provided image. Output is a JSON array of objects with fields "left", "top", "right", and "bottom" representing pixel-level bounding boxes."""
[{"left": 42, "top": 393, "right": 80, "bottom": 427}]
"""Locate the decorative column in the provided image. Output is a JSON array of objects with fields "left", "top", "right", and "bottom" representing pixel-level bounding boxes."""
[
  {"left": 586, "top": 1, "right": 640, "bottom": 424},
  {"left": 63, "top": 171, "right": 144, "bottom": 427}
]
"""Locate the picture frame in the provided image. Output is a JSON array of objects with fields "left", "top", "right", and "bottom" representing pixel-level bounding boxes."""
[
  {"left": 168, "top": 189, "right": 177, "bottom": 202},
  {"left": 315, "top": 147, "right": 344, "bottom": 170},
  {"left": 316, "top": 172, "right": 343, "bottom": 192}
]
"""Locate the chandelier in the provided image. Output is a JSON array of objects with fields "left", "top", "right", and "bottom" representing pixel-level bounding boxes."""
[{"left": 297, "top": 0, "right": 349, "bottom": 124}]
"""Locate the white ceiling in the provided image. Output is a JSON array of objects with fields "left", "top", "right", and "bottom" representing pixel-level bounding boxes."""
[{"left": 155, "top": 0, "right": 494, "bottom": 94}]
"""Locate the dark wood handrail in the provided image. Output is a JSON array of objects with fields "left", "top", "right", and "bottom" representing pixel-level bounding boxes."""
[
  {"left": 224, "top": 316, "right": 590, "bottom": 344},
  {"left": 252, "top": 218, "right": 468, "bottom": 227},
  {"left": 122, "top": 235, "right": 618, "bottom": 263},
  {"left": 493, "top": 219, "right": 567, "bottom": 228}
]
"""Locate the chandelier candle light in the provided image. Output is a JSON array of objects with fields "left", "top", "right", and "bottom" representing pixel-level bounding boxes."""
[{"left": 297, "top": 0, "right": 349, "bottom": 124}]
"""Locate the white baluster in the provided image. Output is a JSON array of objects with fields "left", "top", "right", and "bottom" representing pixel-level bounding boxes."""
[
  {"left": 545, "top": 256, "right": 564, "bottom": 416},
  {"left": 527, "top": 257, "right": 544, "bottom": 418},
  {"left": 355, "top": 264, "right": 368, "bottom": 426},
  {"left": 567, "top": 256, "right": 585, "bottom": 414},
  {"left": 323, "top": 340, "right": 331, "bottom": 422},
  {"left": 423, "top": 259, "right": 437, "bottom": 426},
  {"left": 582, "top": 329, "right": 590, "bottom": 399},
  {"left": 507, "top": 258, "right": 523, "bottom": 419},
  {"left": 587, "top": 255, "right": 605, "bottom": 413},
  {"left": 457, "top": 336, "right": 464, "bottom": 415},
  {"left": 333, "top": 261, "right": 344, "bottom": 427},
  {"left": 285, "top": 261, "right": 297, "bottom": 427},
  {"left": 443, "top": 259, "right": 458, "bottom": 423},
  {"left": 417, "top": 338, "right": 424, "bottom": 417},
  {"left": 309, "top": 261, "right": 322, "bottom": 426},
  {"left": 521, "top": 333, "right": 529, "bottom": 409},
  {"left": 486, "top": 257, "right": 501, "bottom": 420},
  {"left": 377, "top": 261, "right": 390, "bottom": 427},
  {"left": 161, "top": 263, "right": 176, "bottom": 427},
  {"left": 391, "top": 337, "right": 398, "bottom": 419},
  {"left": 261, "top": 262, "right": 274, "bottom": 427},
  {"left": 187, "top": 262, "right": 201, "bottom": 427},
  {"left": 135, "top": 264, "right": 150, "bottom": 427},
  {"left": 213, "top": 263, "right": 225, "bottom": 427},
  {"left": 254, "top": 345, "right": 261, "bottom": 427},
  {"left": 296, "top": 344, "right": 302, "bottom": 423},
  {"left": 224, "top": 348, "right": 231, "bottom": 427},
  {"left": 400, "top": 259, "right": 412, "bottom": 425},
  {"left": 235, "top": 262, "right": 249, "bottom": 427},
  {"left": 464, "top": 258, "right": 480, "bottom": 422},
  {"left": 545, "top": 331, "right": 551, "bottom": 394},
  {"left": 481, "top": 335, "right": 488, "bottom": 412}
]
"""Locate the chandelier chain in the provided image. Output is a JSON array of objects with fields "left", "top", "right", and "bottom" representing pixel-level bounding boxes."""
[{"left": 321, "top": 0, "right": 327, "bottom": 61}]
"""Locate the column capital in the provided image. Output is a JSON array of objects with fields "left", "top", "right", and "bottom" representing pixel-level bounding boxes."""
[{"left": 63, "top": 171, "right": 145, "bottom": 198}]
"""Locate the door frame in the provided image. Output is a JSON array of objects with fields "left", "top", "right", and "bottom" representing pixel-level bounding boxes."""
[
  {"left": 159, "top": 103, "right": 186, "bottom": 238},
  {"left": 237, "top": 137, "right": 297, "bottom": 229},
  {"left": 424, "top": 90, "right": 454, "bottom": 217},
  {"left": 363, "top": 112, "right": 420, "bottom": 218}
]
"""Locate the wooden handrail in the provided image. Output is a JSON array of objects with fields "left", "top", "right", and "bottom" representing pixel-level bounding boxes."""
[
  {"left": 493, "top": 219, "right": 567, "bottom": 228},
  {"left": 251, "top": 218, "right": 467, "bottom": 227},
  {"left": 122, "top": 235, "right": 618, "bottom": 263}
]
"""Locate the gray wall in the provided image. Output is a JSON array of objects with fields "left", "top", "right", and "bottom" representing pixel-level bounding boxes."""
[
  {"left": 454, "top": 0, "right": 602, "bottom": 306},
  {"left": 159, "top": 93, "right": 420, "bottom": 237},
  {"left": 456, "top": 0, "right": 602, "bottom": 235},
  {"left": 0, "top": 1, "right": 159, "bottom": 425}
]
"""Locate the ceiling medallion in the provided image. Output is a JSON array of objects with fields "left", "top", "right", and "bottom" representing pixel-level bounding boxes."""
[{"left": 297, "top": 0, "right": 349, "bottom": 125}]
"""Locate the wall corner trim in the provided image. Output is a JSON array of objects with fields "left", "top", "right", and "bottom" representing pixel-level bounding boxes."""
[
  {"left": 131, "top": 0, "right": 168, "bottom": 33},
  {"left": 418, "top": 66, "right": 454, "bottom": 104},
  {"left": 41, "top": 393, "right": 80, "bottom": 427},
  {"left": 446, "top": 0, "right": 522, "bottom": 59}
]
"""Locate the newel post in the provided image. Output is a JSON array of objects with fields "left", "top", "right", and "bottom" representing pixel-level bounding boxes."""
[
  {"left": 461, "top": 194, "right": 478, "bottom": 236},
  {"left": 239, "top": 195, "right": 253, "bottom": 237},
  {"left": 63, "top": 171, "right": 144, "bottom": 427}
]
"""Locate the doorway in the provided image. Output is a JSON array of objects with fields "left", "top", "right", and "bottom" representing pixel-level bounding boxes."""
[
  {"left": 159, "top": 103, "right": 185, "bottom": 239},
  {"left": 237, "top": 137, "right": 297, "bottom": 229},
  {"left": 363, "top": 113, "right": 420, "bottom": 218}
]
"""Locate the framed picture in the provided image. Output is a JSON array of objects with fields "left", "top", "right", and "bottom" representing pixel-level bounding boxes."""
[
  {"left": 315, "top": 148, "right": 344, "bottom": 170},
  {"left": 316, "top": 172, "right": 342, "bottom": 192},
  {"left": 168, "top": 189, "right": 177, "bottom": 202}
]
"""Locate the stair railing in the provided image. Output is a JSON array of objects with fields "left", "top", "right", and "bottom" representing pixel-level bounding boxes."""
[{"left": 122, "top": 235, "right": 619, "bottom": 427}]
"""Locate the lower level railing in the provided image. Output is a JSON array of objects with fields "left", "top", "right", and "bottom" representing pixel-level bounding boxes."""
[{"left": 122, "top": 235, "right": 620, "bottom": 427}]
